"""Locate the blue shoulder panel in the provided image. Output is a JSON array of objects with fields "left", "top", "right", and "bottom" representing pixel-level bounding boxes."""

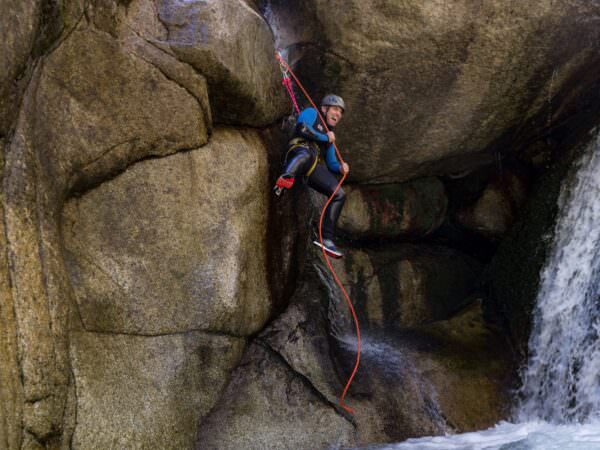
[{"left": 297, "top": 108, "right": 329, "bottom": 142}]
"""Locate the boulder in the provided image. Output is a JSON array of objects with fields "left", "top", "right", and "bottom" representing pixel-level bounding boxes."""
[
  {"left": 263, "top": 0, "right": 600, "bottom": 182},
  {"left": 31, "top": 24, "right": 210, "bottom": 194},
  {"left": 455, "top": 170, "right": 528, "bottom": 240},
  {"left": 1, "top": 17, "right": 212, "bottom": 446},
  {"left": 328, "top": 245, "right": 482, "bottom": 330},
  {"left": 157, "top": 0, "right": 288, "bottom": 126},
  {"left": 199, "top": 259, "right": 512, "bottom": 448},
  {"left": 409, "top": 301, "right": 515, "bottom": 431},
  {"left": 63, "top": 128, "right": 271, "bottom": 336},
  {"left": 338, "top": 178, "right": 448, "bottom": 239},
  {"left": 70, "top": 331, "right": 245, "bottom": 450},
  {"left": 196, "top": 344, "right": 356, "bottom": 450}
]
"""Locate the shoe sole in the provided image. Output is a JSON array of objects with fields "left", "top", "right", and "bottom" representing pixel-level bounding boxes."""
[{"left": 313, "top": 240, "right": 343, "bottom": 259}]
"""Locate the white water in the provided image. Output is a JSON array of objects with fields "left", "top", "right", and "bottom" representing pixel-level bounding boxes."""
[
  {"left": 516, "top": 132, "right": 600, "bottom": 423},
  {"left": 369, "top": 420, "right": 600, "bottom": 449},
  {"left": 369, "top": 132, "right": 600, "bottom": 449}
]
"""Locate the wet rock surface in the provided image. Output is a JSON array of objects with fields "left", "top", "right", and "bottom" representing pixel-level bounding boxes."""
[
  {"left": 338, "top": 178, "right": 448, "bottom": 240},
  {"left": 328, "top": 245, "right": 483, "bottom": 329},
  {"left": 198, "top": 255, "right": 513, "bottom": 449}
]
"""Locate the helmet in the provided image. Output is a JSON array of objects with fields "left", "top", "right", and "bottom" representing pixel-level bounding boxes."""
[{"left": 321, "top": 94, "right": 345, "bottom": 112}]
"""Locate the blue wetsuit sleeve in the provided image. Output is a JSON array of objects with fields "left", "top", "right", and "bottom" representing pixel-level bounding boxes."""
[
  {"left": 325, "top": 143, "right": 342, "bottom": 174},
  {"left": 296, "top": 108, "right": 329, "bottom": 142}
]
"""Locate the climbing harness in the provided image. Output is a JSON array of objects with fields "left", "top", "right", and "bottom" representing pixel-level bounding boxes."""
[
  {"left": 286, "top": 137, "right": 320, "bottom": 177},
  {"left": 275, "top": 51, "right": 361, "bottom": 415}
]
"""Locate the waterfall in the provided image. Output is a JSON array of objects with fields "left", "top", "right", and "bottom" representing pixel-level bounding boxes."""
[
  {"left": 356, "top": 134, "right": 600, "bottom": 449},
  {"left": 516, "top": 131, "right": 600, "bottom": 423}
]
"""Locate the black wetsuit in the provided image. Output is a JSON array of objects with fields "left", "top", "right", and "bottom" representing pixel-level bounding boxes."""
[{"left": 281, "top": 107, "right": 346, "bottom": 240}]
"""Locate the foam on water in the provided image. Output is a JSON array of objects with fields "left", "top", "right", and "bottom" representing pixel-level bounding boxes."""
[{"left": 368, "top": 420, "right": 600, "bottom": 450}]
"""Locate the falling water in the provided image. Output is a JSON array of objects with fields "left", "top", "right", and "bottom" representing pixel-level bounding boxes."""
[
  {"left": 357, "top": 133, "right": 600, "bottom": 449},
  {"left": 516, "top": 131, "right": 600, "bottom": 423}
]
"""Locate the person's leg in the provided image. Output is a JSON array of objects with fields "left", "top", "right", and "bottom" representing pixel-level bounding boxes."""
[
  {"left": 307, "top": 165, "right": 346, "bottom": 257},
  {"left": 275, "top": 146, "right": 315, "bottom": 191}
]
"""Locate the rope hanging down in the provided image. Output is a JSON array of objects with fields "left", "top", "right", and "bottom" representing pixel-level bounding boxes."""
[{"left": 276, "top": 52, "right": 361, "bottom": 415}]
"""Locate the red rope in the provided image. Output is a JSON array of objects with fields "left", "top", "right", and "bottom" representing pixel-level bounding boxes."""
[
  {"left": 276, "top": 52, "right": 361, "bottom": 415},
  {"left": 282, "top": 75, "right": 300, "bottom": 114}
]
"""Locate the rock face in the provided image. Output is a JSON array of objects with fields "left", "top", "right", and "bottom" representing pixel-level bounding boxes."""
[
  {"left": 338, "top": 178, "right": 448, "bottom": 239},
  {"left": 157, "top": 0, "right": 288, "bottom": 126},
  {"left": 2, "top": 1, "right": 600, "bottom": 449},
  {"left": 0, "top": 1, "right": 288, "bottom": 447},
  {"left": 488, "top": 147, "right": 579, "bottom": 354},
  {"left": 455, "top": 170, "right": 528, "bottom": 240},
  {"left": 408, "top": 301, "right": 515, "bottom": 431},
  {"left": 329, "top": 246, "right": 482, "bottom": 329},
  {"left": 0, "top": 0, "right": 41, "bottom": 136},
  {"left": 33, "top": 24, "right": 210, "bottom": 193},
  {"left": 197, "top": 257, "right": 513, "bottom": 449},
  {"left": 196, "top": 343, "right": 357, "bottom": 450},
  {"left": 63, "top": 128, "right": 270, "bottom": 337},
  {"left": 62, "top": 128, "right": 272, "bottom": 447},
  {"left": 70, "top": 331, "right": 245, "bottom": 450},
  {"left": 263, "top": 0, "right": 600, "bottom": 183}
]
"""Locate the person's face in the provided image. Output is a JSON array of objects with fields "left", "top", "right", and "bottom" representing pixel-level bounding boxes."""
[{"left": 321, "top": 105, "right": 343, "bottom": 127}]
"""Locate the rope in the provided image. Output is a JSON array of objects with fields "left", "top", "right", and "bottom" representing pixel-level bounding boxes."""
[
  {"left": 276, "top": 52, "right": 361, "bottom": 415},
  {"left": 282, "top": 74, "right": 300, "bottom": 114}
]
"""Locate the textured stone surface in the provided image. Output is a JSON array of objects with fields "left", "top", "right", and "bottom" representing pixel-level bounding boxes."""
[
  {"left": 328, "top": 245, "right": 482, "bottom": 330},
  {"left": 70, "top": 331, "right": 245, "bottom": 450},
  {"left": 0, "top": 185, "right": 23, "bottom": 450},
  {"left": 409, "top": 301, "right": 514, "bottom": 431},
  {"left": 455, "top": 170, "right": 527, "bottom": 240},
  {"left": 0, "top": 0, "right": 40, "bottom": 135},
  {"left": 2, "top": 1, "right": 598, "bottom": 448},
  {"left": 63, "top": 128, "right": 270, "bottom": 336},
  {"left": 158, "top": 0, "right": 288, "bottom": 126},
  {"left": 35, "top": 24, "right": 209, "bottom": 193},
  {"left": 264, "top": 0, "right": 600, "bottom": 183},
  {"left": 202, "top": 259, "right": 511, "bottom": 448},
  {"left": 489, "top": 142, "right": 580, "bottom": 354},
  {"left": 196, "top": 343, "right": 356, "bottom": 450},
  {"left": 338, "top": 178, "right": 448, "bottom": 239},
  {"left": 1, "top": 15, "right": 212, "bottom": 447},
  {"left": 3, "top": 66, "right": 72, "bottom": 445}
]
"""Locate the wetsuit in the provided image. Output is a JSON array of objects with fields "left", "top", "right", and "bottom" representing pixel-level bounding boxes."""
[{"left": 280, "top": 107, "right": 346, "bottom": 241}]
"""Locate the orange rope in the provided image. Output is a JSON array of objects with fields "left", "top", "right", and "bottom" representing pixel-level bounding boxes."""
[{"left": 276, "top": 52, "right": 361, "bottom": 415}]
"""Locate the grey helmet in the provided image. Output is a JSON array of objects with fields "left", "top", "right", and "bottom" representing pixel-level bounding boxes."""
[{"left": 321, "top": 94, "right": 345, "bottom": 112}]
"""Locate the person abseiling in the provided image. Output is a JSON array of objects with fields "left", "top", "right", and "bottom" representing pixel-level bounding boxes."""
[{"left": 274, "top": 94, "right": 350, "bottom": 259}]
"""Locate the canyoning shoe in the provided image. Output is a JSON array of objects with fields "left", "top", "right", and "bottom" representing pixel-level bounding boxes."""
[{"left": 313, "top": 238, "right": 343, "bottom": 259}]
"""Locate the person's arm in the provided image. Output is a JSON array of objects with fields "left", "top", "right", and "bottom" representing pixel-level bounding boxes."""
[
  {"left": 296, "top": 108, "right": 329, "bottom": 142},
  {"left": 325, "top": 143, "right": 342, "bottom": 174}
]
